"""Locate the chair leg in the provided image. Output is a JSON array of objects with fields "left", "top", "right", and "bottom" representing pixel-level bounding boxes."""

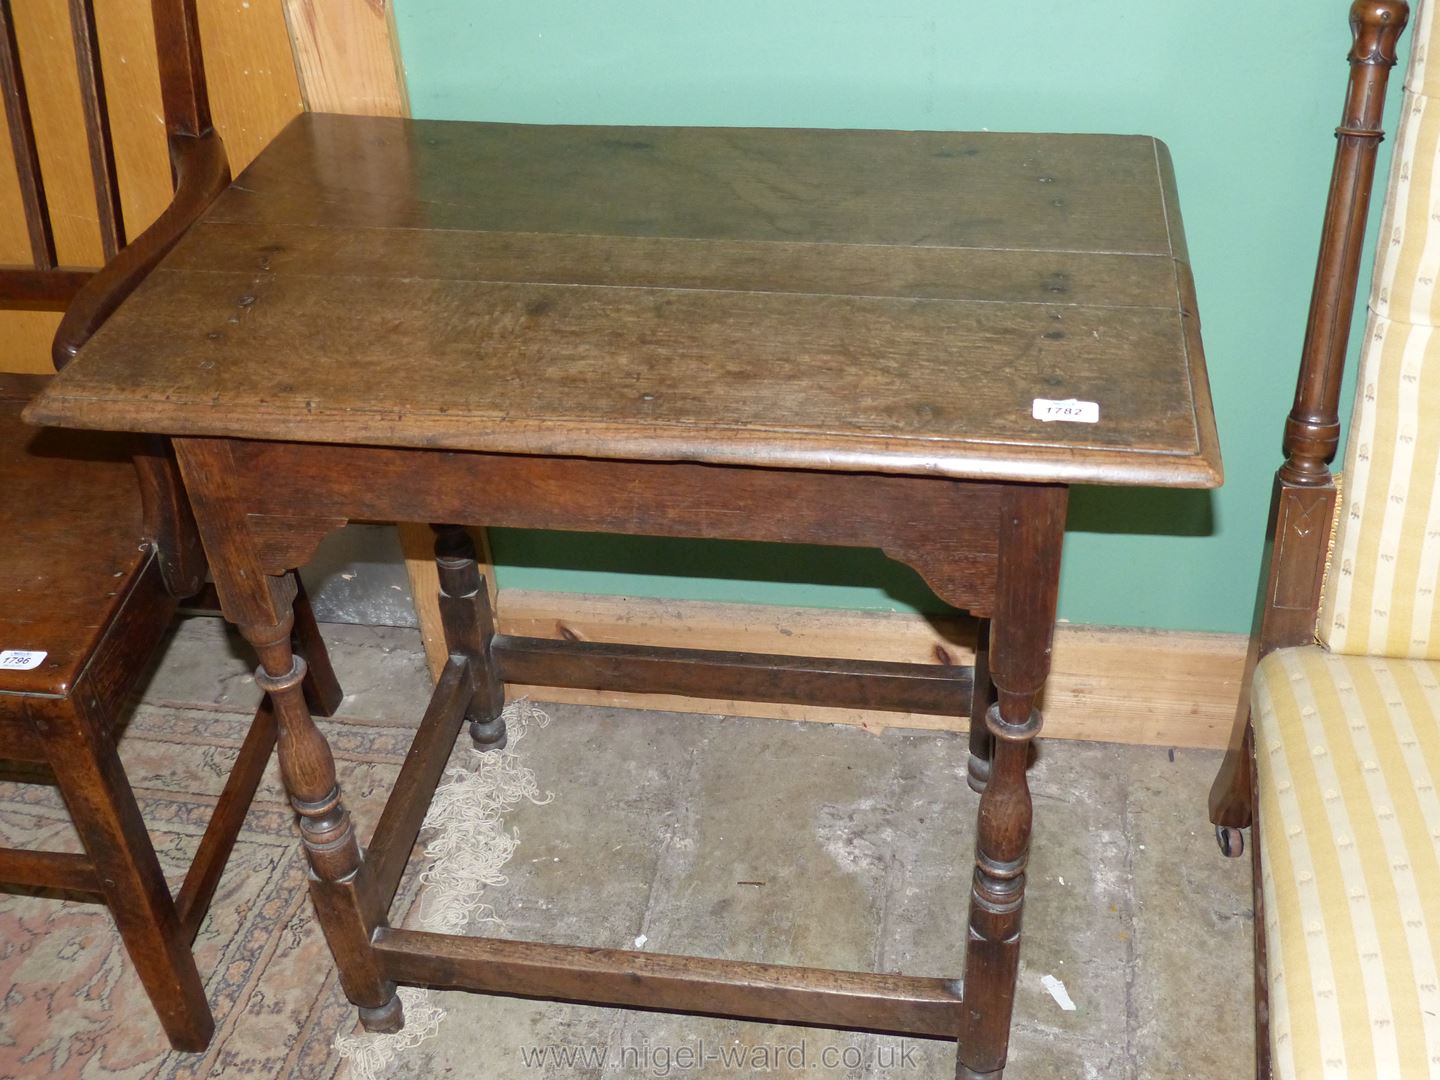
[
  {"left": 292, "top": 573, "right": 343, "bottom": 717},
  {"left": 35, "top": 695, "right": 213, "bottom": 1052}
]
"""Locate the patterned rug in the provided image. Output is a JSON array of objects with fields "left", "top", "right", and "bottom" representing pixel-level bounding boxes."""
[{"left": 0, "top": 646, "right": 444, "bottom": 1080}]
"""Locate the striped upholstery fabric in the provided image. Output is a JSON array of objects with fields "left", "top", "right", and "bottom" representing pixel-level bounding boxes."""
[
  {"left": 1318, "top": 0, "right": 1440, "bottom": 660},
  {"left": 1253, "top": 646, "right": 1440, "bottom": 1078}
]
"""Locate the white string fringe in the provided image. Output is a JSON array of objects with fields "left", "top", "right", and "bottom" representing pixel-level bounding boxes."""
[
  {"left": 332, "top": 987, "right": 444, "bottom": 1080},
  {"left": 335, "top": 699, "right": 552, "bottom": 1079}
]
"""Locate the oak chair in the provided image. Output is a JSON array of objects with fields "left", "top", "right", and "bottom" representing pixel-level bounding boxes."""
[
  {"left": 1207, "top": 2, "right": 1440, "bottom": 1076},
  {"left": 0, "top": 0, "right": 340, "bottom": 1051}
]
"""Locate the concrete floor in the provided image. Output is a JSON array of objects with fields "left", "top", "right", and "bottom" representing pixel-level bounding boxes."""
[{"left": 158, "top": 619, "right": 1256, "bottom": 1078}]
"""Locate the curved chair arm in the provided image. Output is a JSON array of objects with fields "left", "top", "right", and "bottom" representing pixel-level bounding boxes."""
[
  {"left": 52, "top": 127, "right": 230, "bottom": 599},
  {"left": 52, "top": 128, "right": 229, "bottom": 370}
]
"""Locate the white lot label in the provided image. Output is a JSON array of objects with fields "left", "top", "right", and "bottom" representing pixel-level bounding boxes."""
[
  {"left": 1031, "top": 397, "right": 1099, "bottom": 424},
  {"left": 0, "top": 650, "right": 46, "bottom": 671}
]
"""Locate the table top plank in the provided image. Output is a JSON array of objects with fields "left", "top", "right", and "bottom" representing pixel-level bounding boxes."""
[
  {"left": 165, "top": 221, "right": 1182, "bottom": 310},
  {"left": 27, "top": 113, "right": 1222, "bottom": 488},
  {"left": 210, "top": 117, "right": 1176, "bottom": 254}
]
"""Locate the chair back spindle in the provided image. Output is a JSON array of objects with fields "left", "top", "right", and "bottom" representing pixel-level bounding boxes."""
[{"left": 152, "top": 0, "right": 211, "bottom": 140}]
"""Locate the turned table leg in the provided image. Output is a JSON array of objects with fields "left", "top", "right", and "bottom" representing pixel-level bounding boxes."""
[
  {"left": 432, "top": 524, "right": 507, "bottom": 751},
  {"left": 243, "top": 602, "right": 402, "bottom": 1032},
  {"left": 956, "top": 485, "right": 1066, "bottom": 1079},
  {"left": 175, "top": 439, "right": 402, "bottom": 1033}
]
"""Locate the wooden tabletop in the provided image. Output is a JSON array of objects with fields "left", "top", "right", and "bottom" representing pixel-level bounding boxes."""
[{"left": 27, "top": 113, "right": 1221, "bottom": 488}]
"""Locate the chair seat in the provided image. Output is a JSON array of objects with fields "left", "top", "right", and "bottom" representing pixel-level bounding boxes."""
[
  {"left": 1252, "top": 646, "right": 1440, "bottom": 1079},
  {"left": 0, "top": 374, "right": 151, "bottom": 698}
]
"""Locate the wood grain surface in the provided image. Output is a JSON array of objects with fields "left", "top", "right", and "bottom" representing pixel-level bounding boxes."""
[{"left": 29, "top": 113, "right": 1222, "bottom": 488}]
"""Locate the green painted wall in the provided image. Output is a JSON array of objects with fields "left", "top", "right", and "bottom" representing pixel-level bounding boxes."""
[{"left": 393, "top": 1, "right": 1410, "bottom": 633}]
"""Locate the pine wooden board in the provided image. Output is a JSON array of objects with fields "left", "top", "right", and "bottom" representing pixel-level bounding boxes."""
[
  {"left": 490, "top": 591, "right": 1246, "bottom": 749},
  {"left": 401, "top": 523, "right": 498, "bottom": 679},
  {"left": 283, "top": 0, "right": 408, "bottom": 118}
]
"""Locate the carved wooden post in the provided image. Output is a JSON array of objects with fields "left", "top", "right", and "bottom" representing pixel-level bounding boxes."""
[
  {"left": 433, "top": 524, "right": 507, "bottom": 750},
  {"left": 174, "top": 438, "right": 403, "bottom": 1032},
  {"left": 1283, "top": 0, "right": 1409, "bottom": 490},
  {"left": 1210, "top": 0, "right": 1408, "bottom": 835},
  {"left": 957, "top": 484, "right": 1065, "bottom": 1079}
]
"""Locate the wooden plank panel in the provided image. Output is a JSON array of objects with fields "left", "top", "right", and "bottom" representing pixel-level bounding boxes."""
[
  {"left": 93, "top": 0, "right": 170, "bottom": 239},
  {"left": 28, "top": 114, "right": 1218, "bottom": 486},
  {"left": 282, "top": 0, "right": 408, "bottom": 118},
  {"left": 169, "top": 219, "right": 1180, "bottom": 309},
  {"left": 211, "top": 118, "right": 1173, "bottom": 255},
  {"left": 7, "top": 0, "right": 101, "bottom": 269},
  {"left": 34, "top": 263, "right": 1210, "bottom": 485},
  {"left": 194, "top": 0, "right": 303, "bottom": 174}
]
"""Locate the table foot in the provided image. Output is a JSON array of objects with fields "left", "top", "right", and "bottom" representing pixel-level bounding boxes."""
[
  {"left": 359, "top": 992, "right": 406, "bottom": 1034},
  {"left": 469, "top": 715, "right": 509, "bottom": 752}
]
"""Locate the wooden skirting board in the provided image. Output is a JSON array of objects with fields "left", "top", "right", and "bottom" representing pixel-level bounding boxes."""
[{"left": 471, "top": 591, "right": 1245, "bottom": 750}]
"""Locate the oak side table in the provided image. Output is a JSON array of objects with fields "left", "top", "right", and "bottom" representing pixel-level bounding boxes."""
[{"left": 28, "top": 113, "right": 1222, "bottom": 1078}]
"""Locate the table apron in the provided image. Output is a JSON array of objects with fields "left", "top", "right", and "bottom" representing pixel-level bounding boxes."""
[{"left": 190, "top": 438, "right": 1007, "bottom": 615}]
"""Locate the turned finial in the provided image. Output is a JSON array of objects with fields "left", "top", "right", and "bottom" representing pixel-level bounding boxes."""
[{"left": 1350, "top": 1, "right": 1409, "bottom": 67}]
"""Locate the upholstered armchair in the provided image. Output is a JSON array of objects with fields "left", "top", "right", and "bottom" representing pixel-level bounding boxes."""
[{"left": 1209, "top": 2, "right": 1440, "bottom": 1076}]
